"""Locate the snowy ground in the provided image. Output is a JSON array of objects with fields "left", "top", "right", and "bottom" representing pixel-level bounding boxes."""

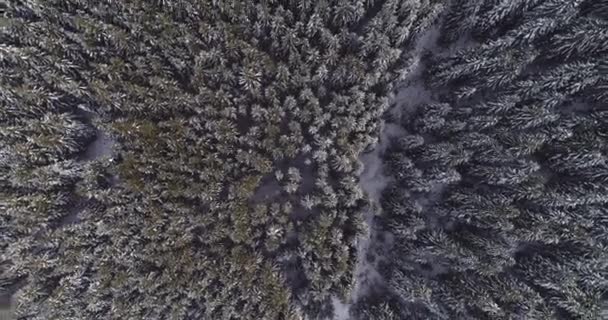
[
  {"left": 80, "top": 130, "right": 115, "bottom": 161},
  {"left": 332, "top": 41, "right": 435, "bottom": 320},
  {"left": 348, "top": 121, "right": 401, "bottom": 300},
  {"left": 332, "top": 21, "right": 480, "bottom": 319}
]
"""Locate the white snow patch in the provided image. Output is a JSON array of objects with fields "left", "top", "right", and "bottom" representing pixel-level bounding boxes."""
[
  {"left": 332, "top": 297, "right": 351, "bottom": 320},
  {"left": 393, "top": 81, "right": 434, "bottom": 119},
  {"left": 81, "top": 130, "right": 115, "bottom": 161},
  {"left": 76, "top": 106, "right": 115, "bottom": 162},
  {"left": 559, "top": 99, "right": 595, "bottom": 114},
  {"left": 416, "top": 24, "right": 443, "bottom": 53},
  {"left": 251, "top": 178, "right": 282, "bottom": 203}
]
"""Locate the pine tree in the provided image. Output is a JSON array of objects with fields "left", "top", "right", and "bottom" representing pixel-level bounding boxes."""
[{"left": 360, "top": 1, "right": 608, "bottom": 318}]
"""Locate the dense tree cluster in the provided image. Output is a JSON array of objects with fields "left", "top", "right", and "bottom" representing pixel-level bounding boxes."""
[
  {"left": 357, "top": 0, "right": 608, "bottom": 319},
  {"left": 4, "top": 0, "right": 607, "bottom": 319},
  {"left": 0, "top": 0, "right": 444, "bottom": 319}
]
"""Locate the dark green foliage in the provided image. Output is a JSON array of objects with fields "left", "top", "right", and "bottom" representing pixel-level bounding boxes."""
[
  {"left": 0, "top": 0, "right": 445, "bottom": 319},
  {"left": 361, "top": 1, "right": 608, "bottom": 319},
  {"left": 3, "top": 0, "right": 607, "bottom": 319}
]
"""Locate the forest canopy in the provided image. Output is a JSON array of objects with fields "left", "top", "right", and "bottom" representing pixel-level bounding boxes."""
[
  {"left": 1, "top": 0, "right": 607, "bottom": 319},
  {"left": 355, "top": 0, "right": 608, "bottom": 319}
]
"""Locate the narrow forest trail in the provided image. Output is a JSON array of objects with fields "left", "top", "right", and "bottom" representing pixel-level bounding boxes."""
[
  {"left": 336, "top": 18, "right": 483, "bottom": 318},
  {"left": 333, "top": 25, "right": 442, "bottom": 320}
]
